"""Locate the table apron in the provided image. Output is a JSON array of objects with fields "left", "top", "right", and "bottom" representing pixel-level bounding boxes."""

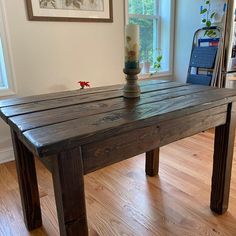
[
  {"left": 159, "top": 105, "right": 227, "bottom": 147},
  {"left": 82, "top": 125, "right": 160, "bottom": 175},
  {"left": 82, "top": 105, "right": 228, "bottom": 175}
]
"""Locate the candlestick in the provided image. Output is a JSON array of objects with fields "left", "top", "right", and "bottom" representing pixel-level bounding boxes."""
[
  {"left": 123, "top": 24, "right": 141, "bottom": 98},
  {"left": 125, "top": 24, "right": 140, "bottom": 70}
]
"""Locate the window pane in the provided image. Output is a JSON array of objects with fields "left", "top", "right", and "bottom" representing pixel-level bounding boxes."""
[
  {"left": 0, "top": 79, "right": 3, "bottom": 88},
  {"left": 129, "top": 17, "right": 154, "bottom": 64},
  {"left": 0, "top": 37, "right": 8, "bottom": 89},
  {"left": 0, "top": 70, "right": 3, "bottom": 88},
  {"left": 128, "top": 0, "right": 156, "bottom": 16}
]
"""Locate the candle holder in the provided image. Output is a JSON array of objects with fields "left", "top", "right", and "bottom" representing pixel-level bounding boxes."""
[{"left": 123, "top": 67, "right": 141, "bottom": 98}]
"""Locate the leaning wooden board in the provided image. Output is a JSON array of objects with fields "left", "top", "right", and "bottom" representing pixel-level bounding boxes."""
[{"left": 0, "top": 79, "right": 236, "bottom": 236}]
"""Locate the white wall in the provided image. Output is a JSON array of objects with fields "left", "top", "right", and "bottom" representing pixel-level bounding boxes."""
[
  {"left": 174, "top": 0, "right": 200, "bottom": 83},
  {"left": 174, "top": 0, "right": 225, "bottom": 83},
  {"left": 0, "top": 0, "right": 125, "bottom": 162},
  {"left": 5, "top": 1, "right": 125, "bottom": 95}
]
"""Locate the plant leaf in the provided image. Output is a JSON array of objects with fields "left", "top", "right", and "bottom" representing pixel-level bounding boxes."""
[
  {"left": 210, "top": 12, "right": 216, "bottom": 18},
  {"left": 206, "top": 20, "right": 211, "bottom": 27},
  {"left": 200, "top": 8, "right": 207, "bottom": 14}
]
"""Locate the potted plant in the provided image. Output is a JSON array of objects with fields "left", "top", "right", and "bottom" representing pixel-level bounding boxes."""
[
  {"left": 200, "top": 0, "right": 217, "bottom": 38},
  {"left": 142, "top": 49, "right": 151, "bottom": 74},
  {"left": 150, "top": 49, "right": 163, "bottom": 77}
]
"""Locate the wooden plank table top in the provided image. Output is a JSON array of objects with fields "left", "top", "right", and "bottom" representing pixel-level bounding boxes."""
[
  {"left": 0, "top": 80, "right": 236, "bottom": 157},
  {"left": 0, "top": 79, "right": 236, "bottom": 236}
]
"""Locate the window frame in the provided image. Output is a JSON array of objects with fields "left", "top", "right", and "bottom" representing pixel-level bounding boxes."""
[
  {"left": 124, "top": 0, "right": 175, "bottom": 78},
  {"left": 128, "top": 0, "right": 160, "bottom": 66},
  {"left": 0, "top": 0, "right": 16, "bottom": 97}
]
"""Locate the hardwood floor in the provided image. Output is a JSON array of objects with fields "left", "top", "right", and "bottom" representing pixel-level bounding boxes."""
[{"left": 0, "top": 132, "right": 236, "bottom": 236}]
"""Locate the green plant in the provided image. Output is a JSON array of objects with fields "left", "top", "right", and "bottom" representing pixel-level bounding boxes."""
[
  {"left": 154, "top": 55, "right": 163, "bottom": 72},
  {"left": 150, "top": 49, "right": 163, "bottom": 77},
  {"left": 200, "top": 0, "right": 217, "bottom": 38}
]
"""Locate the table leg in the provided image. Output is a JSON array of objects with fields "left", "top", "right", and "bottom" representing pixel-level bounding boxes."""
[
  {"left": 52, "top": 147, "right": 88, "bottom": 236},
  {"left": 146, "top": 148, "right": 160, "bottom": 177},
  {"left": 211, "top": 103, "right": 236, "bottom": 214},
  {"left": 11, "top": 130, "right": 42, "bottom": 230}
]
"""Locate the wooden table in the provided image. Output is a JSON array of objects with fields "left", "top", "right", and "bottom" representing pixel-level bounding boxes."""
[{"left": 0, "top": 80, "right": 236, "bottom": 236}]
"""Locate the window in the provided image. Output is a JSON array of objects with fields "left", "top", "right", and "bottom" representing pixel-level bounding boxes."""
[
  {"left": 128, "top": 0, "right": 159, "bottom": 69},
  {"left": 126, "top": 0, "right": 174, "bottom": 75},
  {"left": 0, "top": 37, "right": 8, "bottom": 89},
  {"left": 0, "top": 0, "right": 15, "bottom": 96}
]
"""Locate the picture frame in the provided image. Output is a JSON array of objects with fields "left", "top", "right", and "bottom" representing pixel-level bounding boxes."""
[{"left": 25, "top": 0, "right": 113, "bottom": 22}]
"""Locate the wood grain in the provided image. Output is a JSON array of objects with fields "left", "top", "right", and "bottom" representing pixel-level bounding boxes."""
[
  {"left": 211, "top": 103, "right": 236, "bottom": 214},
  {"left": 9, "top": 85, "right": 212, "bottom": 133},
  {"left": 1, "top": 131, "right": 236, "bottom": 235},
  {"left": 159, "top": 105, "right": 228, "bottom": 147},
  {"left": 0, "top": 79, "right": 170, "bottom": 108},
  {"left": 1, "top": 80, "right": 236, "bottom": 236},
  {"left": 82, "top": 105, "right": 226, "bottom": 175},
  {"left": 10, "top": 130, "right": 42, "bottom": 230},
  {"left": 23, "top": 88, "right": 236, "bottom": 157},
  {"left": 146, "top": 148, "right": 160, "bottom": 177},
  {"left": 0, "top": 82, "right": 188, "bottom": 119},
  {"left": 82, "top": 126, "right": 160, "bottom": 174},
  {"left": 51, "top": 147, "right": 88, "bottom": 236}
]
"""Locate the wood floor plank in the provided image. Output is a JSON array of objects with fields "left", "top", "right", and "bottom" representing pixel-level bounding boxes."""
[
  {"left": 95, "top": 167, "right": 212, "bottom": 236},
  {"left": 1, "top": 131, "right": 236, "bottom": 235}
]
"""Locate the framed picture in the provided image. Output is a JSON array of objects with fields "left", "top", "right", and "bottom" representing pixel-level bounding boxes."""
[{"left": 25, "top": 0, "right": 113, "bottom": 22}]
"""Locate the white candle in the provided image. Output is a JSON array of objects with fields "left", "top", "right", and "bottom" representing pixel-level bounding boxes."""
[{"left": 125, "top": 24, "right": 140, "bottom": 70}]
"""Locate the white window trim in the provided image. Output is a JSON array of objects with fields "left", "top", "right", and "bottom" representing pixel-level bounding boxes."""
[
  {"left": 124, "top": 0, "right": 175, "bottom": 78},
  {"left": 129, "top": 1, "right": 160, "bottom": 65},
  {"left": 0, "top": 0, "right": 16, "bottom": 97}
]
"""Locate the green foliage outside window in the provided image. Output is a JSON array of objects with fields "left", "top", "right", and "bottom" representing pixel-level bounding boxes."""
[
  {"left": 128, "top": 0, "right": 158, "bottom": 65},
  {"left": 128, "top": 0, "right": 155, "bottom": 15},
  {"left": 200, "top": 0, "right": 217, "bottom": 38}
]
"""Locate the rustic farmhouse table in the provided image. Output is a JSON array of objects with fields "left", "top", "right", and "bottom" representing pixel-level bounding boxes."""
[{"left": 0, "top": 80, "right": 236, "bottom": 236}]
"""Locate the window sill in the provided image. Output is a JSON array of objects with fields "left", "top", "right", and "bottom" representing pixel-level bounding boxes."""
[
  {"left": 0, "top": 87, "right": 16, "bottom": 97},
  {"left": 139, "top": 71, "right": 173, "bottom": 80}
]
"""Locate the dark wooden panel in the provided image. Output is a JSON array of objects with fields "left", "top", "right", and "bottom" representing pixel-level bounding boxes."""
[
  {"left": 82, "top": 106, "right": 226, "bottom": 175},
  {"left": 146, "top": 148, "right": 160, "bottom": 177},
  {"left": 22, "top": 89, "right": 236, "bottom": 157},
  {"left": 82, "top": 126, "right": 160, "bottom": 174},
  {"left": 159, "top": 106, "right": 227, "bottom": 147},
  {"left": 0, "top": 79, "right": 170, "bottom": 108},
  {"left": 211, "top": 103, "right": 236, "bottom": 214},
  {"left": 0, "top": 82, "right": 188, "bottom": 120},
  {"left": 9, "top": 85, "right": 213, "bottom": 133},
  {"left": 11, "top": 130, "right": 42, "bottom": 230},
  {"left": 0, "top": 87, "right": 113, "bottom": 108},
  {"left": 38, "top": 155, "right": 54, "bottom": 172},
  {"left": 51, "top": 147, "right": 88, "bottom": 236}
]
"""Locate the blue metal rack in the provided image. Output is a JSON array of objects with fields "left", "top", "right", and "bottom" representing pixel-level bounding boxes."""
[{"left": 187, "top": 26, "right": 222, "bottom": 86}]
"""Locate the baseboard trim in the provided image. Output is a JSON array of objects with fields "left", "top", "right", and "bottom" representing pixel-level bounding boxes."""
[{"left": 0, "top": 147, "right": 14, "bottom": 164}]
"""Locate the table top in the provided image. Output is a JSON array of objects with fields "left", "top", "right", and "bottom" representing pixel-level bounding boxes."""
[{"left": 1, "top": 80, "right": 236, "bottom": 157}]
